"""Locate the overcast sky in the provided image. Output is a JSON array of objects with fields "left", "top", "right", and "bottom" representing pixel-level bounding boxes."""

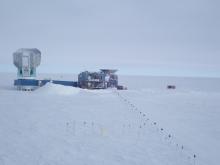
[{"left": 0, "top": 0, "right": 219, "bottom": 77}]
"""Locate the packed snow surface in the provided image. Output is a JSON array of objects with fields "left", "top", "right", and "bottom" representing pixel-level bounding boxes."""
[{"left": 0, "top": 73, "right": 220, "bottom": 165}]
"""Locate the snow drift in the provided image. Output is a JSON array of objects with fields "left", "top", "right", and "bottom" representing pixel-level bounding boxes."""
[{"left": 35, "top": 82, "right": 81, "bottom": 95}]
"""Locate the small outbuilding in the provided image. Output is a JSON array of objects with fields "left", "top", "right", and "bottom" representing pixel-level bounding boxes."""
[{"left": 167, "top": 85, "right": 176, "bottom": 89}]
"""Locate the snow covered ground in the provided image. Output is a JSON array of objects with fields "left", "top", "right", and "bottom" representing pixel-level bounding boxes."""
[{"left": 0, "top": 73, "right": 220, "bottom": 165}]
